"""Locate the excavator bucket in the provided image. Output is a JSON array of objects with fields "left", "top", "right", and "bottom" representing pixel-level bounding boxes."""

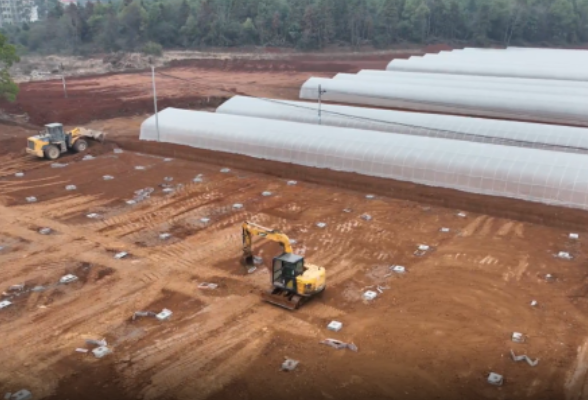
[
  {"left": 261, "top": 287, "right": 305, "bottom": 311},
  {"left": 240, "top": 255, "right": 257, "bottom": 274}
]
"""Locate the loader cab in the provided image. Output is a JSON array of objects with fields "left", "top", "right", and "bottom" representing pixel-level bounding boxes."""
[
  {"left": 272, "top": 253, "right": 305, "bottom": 292},
  {"left": 44, "top": 123, "right": 66, "bottom": 142}
]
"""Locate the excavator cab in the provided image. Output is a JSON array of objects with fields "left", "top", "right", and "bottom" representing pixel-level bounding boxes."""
[{"left": 271, "top": 253, "right": 305, "bottom": 292}]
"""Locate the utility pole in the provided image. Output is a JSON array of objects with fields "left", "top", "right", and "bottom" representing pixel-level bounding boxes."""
[
  {"left": 151, "top": 62, "right": 160, "bottom": 142},
  {"left": 60, "top": 64, "right": 67, "bottom": 99},
  {"left": 318, "top": 85, "right": 327, "bottom": 125}
]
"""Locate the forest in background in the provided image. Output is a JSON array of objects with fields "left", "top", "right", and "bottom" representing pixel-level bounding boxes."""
[{"left": 2, "top": 0, "right": 588, "bottom": 55}]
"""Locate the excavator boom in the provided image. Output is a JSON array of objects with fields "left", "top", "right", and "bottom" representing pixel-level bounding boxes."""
[{"left": 242, "top": 221, "right": 293, "bottom": 272}]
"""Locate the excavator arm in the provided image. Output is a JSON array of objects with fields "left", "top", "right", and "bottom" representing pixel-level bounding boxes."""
[{"left": 242, "top": 221, "right": 293, "bottom": 272}]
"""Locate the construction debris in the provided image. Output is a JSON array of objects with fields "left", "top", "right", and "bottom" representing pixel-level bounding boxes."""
[
  {"left": 457, "top": 212, "right": 467, "bottom": 218},
  {"left": 126, "top": 200, "right": 137, "bottom": 205},
  {"left": 487, "top": 372, "right": 503, "bottom": 386},
  {"left": 59, "top": 274, "right": 78, "bottom": 284},
  {"left": 511, "top": 332, "right": 525, "bottom": 343},
  {"left": 114, "top": 252, "right": 128, "bottom": 259},
  {"left": 114, "top": 148, "right": 123, "bottom": 154},
  {"left": 14, "top": 172, "right": 24, "bottom": 177},
  {"left": 390, "top": 265, "right": 406, "bottom": 274},
  {"left": 365, "top": 194, "right": 375, "bottom": 199},
  {"left": 253, "top": 256, "right": 263, "bottom": 265},
  {"left": 162, "top": 188, "right": 174, "bottom": 194},
  {"left": 159, "top": 233, "right": 172, "bottom": 240},
  {"left": 327, "top": 321, "right": 343, "bottom": 332},
  {"left": 316, "top": 222, "right": 327, "bottom": 228},
  {"left": 92, "top": 346, "right": 111, "bottom": 359},
  {"left": 135, "top": 166, "right": 146, "bottom": 170},
  {"left": 414, "top": 244, "right": 432, "bottom": 256},
  {"left": 25, "top": 196, "right": 37, "bottom": 203},
  {"left": 51, "top": 162, "right": 68, "bottom": 168},
  {"left": 103, "top": 175, "right": 114, "bottom": 180},
  {"left": 86, "top": 338, "right": 107, "bottom": 347},
  {"left": 281, "top": 358, "right": 299, "bottom": 371},
  {"left": 376, "top": 285, "right": 389, "bottom": 294},
  {"left": 569, "top": 233, "right": 579, "bottom": 240},
  {"left": 262, "top": 191, "right": 272, "bottom": 196},
  {"left": 38, "top": 227, "right": 52, "bottom": 235},
  {"left": 156, "top": 308, "right": 173, "bottom": 321},
  {"left": 361, "top": 214, "right": 372, "bottom": 221},
  {"left": 31, "top": 286, "right": 45, "bottom": 292},
  {"left": 9, "top": 390, "right": 32, "bottom": 400},
  {"left": 510, "top": 350, "right": 539, "bottom": 367},
  {"left": 343, "top": 208, "right": 352, "bottom": 213},
  {"left": 8, "top": 284, "right": 24, "bottom": 292},
  {"left": 530, "top": 300, "right": 538, "bottom": 307},
  {"left": 287, "top": 180, "right": 297, "bottom": 185},
  {"left": 220, "top": 168, "right": 231, "bottom": 173},
  {"left": 193, "top": 175, "right": 204, "bottom": 183},
  {"left": 440, "top": 227, "right": 450, "bottom": 232},
  {"left": 75, "top": 348, "right": 89, "bottom": 353},
  {"left": 65, "top": 185, "right": 77, "bottom": 191},
  {"left": 198, "top": 282, "right": 218, "bottom": 290},
  {"left": 163, "top": 158, "right": 173, "bottom": 162},
  {"left": 363, "top": 290, "right": 377, "bottom": 301},
  {"left": 556, "top": 251, "right": 573, "bottom": 260},
  {"left": 545, "top": 274, "right": 555, "bottom": 282},
  {"left": 0, "top": 300, "right": 12, "bottom": 310},
  {"left": 233, "top": 203, "right": 244, "bottom": 209},
  {"left": 82, "top": 154, "right": 95, "bottom": 161},
  {"left": 86, "top": 213, "right": 100, "bottom": 219},
  {"left": 320, "top": 338, "right": 358, "bottom": 352},
  {"left": 164, "top": 177, "right": 174, "bottom": 182},
  {"left": 132, "top": 311, "right": 157, "bottom": 320},
  {"left": 200, "top": 218, "right": 210, "bottom": 224}
]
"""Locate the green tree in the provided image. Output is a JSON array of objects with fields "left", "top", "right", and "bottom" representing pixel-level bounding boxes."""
[{"left": 0, "top": 33, "right": 19, "bottom": 102}]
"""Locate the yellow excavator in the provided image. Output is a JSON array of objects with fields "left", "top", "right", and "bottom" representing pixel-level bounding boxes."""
[
  {"left": 26, "top": 123, "right": 104, "bottom": 160},
  {"left": 242, "top": 221, "right": 326, "bottom": 310}
]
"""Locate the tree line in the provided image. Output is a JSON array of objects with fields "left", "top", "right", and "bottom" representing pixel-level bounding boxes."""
[{"left": 1, "top": 0, "right": 588, "bottom": 55}]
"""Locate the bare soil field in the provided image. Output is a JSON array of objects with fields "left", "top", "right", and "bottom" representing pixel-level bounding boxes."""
[
  {"left": 1, "top": 119, "right": 588, "bottom": 400},
  {"left": 2, "top": 47, "right": 588, "bottom": 400},
  {"left": 0, "top": 50, "right": 420, "bottom": 126}
]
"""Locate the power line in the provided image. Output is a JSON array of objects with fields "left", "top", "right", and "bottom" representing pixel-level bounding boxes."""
[{"left": 154, "top": 70, "right": 588, "bottom": 154}]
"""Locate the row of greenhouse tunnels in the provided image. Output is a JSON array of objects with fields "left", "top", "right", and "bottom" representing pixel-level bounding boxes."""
[{"left": 140, "top": 47, "right": 588, "bottom": 215}]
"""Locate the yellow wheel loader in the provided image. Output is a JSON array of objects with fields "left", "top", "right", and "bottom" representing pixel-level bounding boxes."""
[
  {"left": 26, "top": 123, "right": 105, "bottom": 160},
  {"left": 242, "top": 221, "right": 326, "bottom": 310}
]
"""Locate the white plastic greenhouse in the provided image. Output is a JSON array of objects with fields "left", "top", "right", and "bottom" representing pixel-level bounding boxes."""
[
  {"left": 332, "top": 73, "right": 588, "bottom": 98},
  {"left": 299, "top": 77, "right": 588, "bottom": 125},
  {"left": 356, "top": 70, "right": 588, "bottom": 91},
  {"left": 386, "top": 58, "right": 588, "bottom": 81},
  {"left": 140, "top": 108, "right": 588, "bottom": 211},
  {"left": 216, "top": 96, "right": 588, "bottom": 154}
]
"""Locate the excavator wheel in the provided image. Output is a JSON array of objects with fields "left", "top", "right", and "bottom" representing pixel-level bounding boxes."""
[
  {"left": 72, "top": 139, "right": 88, "bottom": 153},
  {"left": 44, "top": 145, "right": 60, "bottom": 160}
]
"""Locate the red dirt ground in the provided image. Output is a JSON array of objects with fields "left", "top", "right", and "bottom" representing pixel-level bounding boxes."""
[{"left": 0, "top": 51, "right": 422, "bottom": 126}]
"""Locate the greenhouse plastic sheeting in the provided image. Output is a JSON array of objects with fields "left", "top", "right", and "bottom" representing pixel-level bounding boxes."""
[
  {"left": 299, "top": 77, "right": 588, "bottom": 126},
  {"left": 333, "top": 73, "right": 588, "bottom": 98},
  {"left": 356, "top": 70, "right": 588, "bottom": 91},
  {"left": 141, "top": 108, "right": 588, "bottom": 211},
  {"left": 386, "top": 57, "right": 588, "bottom": 81},
  {"left": 216, "top": 96, "right": 588, "bottom": 154}
]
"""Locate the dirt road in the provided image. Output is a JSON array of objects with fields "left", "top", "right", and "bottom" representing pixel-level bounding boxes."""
[{"left": 1, "top": 130, "right": 588, "bottom": 400}]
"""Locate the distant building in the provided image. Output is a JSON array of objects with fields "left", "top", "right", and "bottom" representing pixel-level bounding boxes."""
[{"left": 0, "top": 0, "right": 35, "bottom": 26}]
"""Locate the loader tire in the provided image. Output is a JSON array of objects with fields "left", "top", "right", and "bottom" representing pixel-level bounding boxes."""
[
  {"left": 44, "top": 145, "right": 60, "bottom": 160},
  {"left": 72, "top": 139, "right": 88, "bottom": 153}
]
